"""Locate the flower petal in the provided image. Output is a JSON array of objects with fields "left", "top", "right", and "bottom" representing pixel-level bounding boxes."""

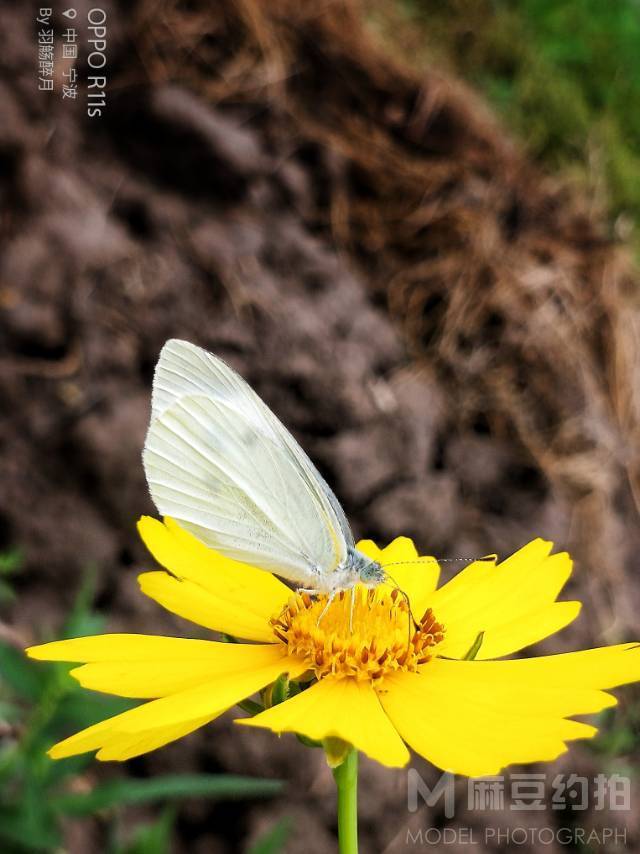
[
  {"left": 238, "top": 676, "right": 410, "bottom": 768},
  {"left": 70, "top": 660, "right": 251, "bottom": 699},
  {"left": 27, "top": 636, "right": 287, "bottom": 699},
  {"left": 138, "top": 572, "right": 278, "bottom": 642},
  {"left": 428, "top": 540, "right": 579, "bottom": 658},
  {"left": 49, "top": 713, "right": 218, "bottom": 761},
  {"left": 357, "top": 537, "right": 440, "bottom": 616},
  {"left": 447, "top": 642, "right": 640, "bottom": 688},
  {"left": 137, "top": 516, "right": 290, "bottom": 640},
  {"left": 45, "top": 646, "right": 307, "bottom": 758},
  {"left": 94, "top": 716, "right": 217, "bottom": 761},
  {"left": 27, "top": 633, "right": 270, "bottom": 662},
  {"left": 461, "top": 601, "right": 581, "bottom": 660},
  {"left": 379, "top": 645, "right": 640, "bottom": 776}
]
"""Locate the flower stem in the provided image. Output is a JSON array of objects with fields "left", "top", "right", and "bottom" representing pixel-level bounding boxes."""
[{"left": 332, "top": 747, "right": 358, "bottom": 854}]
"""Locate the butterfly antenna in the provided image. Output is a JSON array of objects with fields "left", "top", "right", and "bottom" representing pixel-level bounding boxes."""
[
  {"left": 380, "top": 555, "right": 496, "bottom": 571},
  {"left": 383, "top": 571, "right": 418, "bottom": 650}
]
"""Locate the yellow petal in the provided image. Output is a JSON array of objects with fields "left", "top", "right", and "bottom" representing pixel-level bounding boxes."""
[
  {"left": 70, "top": 661, "right": 240, "bottom": 698},
  {"left": 138, "top": 572, "right": 277, "bottom": 642},
  {"left": 357, "top": 537, "right": 440, "bottom": 616},
  {"left": 379, "top": 646, "right": 640, "bottom": 776},
  {"left": 427, "top": 540, "right": 579, "bottom": 658},
  {"left": 95, "top": 715, "right": 215, "bottom": 761},
  {"left": 27, "top": 635, "right": 287, "bottom": 698},
  {"left": 58, "top": 641, "right": 285, "bottom": 698},
  {"left": 137, "top": 516, "right": 290, "bottom": 640},
  {"left": 101, "top": 652, "right": 306, "bottom": 734},
  {"left": 453, "top": 601, "right": 581, "bottom": 660},
  {"left": 27, "top": 633, "right": 268, "bottom": 662},
  {"left": 46, "top": 646, "right": 307, "bottom": 758},
  {"left": 50, "top": 713, "right": 217, "bottom": 761},
  {"left": 449, "top": 642, "right": 640, "bottom": 688},
  {"left": 49, "top": 716, "right": 120, "bottom": 759},
  {"left": 238, "top": 676, "right": 410, "bottom": 768}
]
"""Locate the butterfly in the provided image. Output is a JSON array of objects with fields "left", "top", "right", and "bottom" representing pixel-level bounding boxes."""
[{"left": 143, "top": 339, "right": 387, "bottom": 596}]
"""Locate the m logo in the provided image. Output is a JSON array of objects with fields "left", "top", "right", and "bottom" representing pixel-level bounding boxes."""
[{"left": 407, "top": 768, "right": 455, "bottom": 818}]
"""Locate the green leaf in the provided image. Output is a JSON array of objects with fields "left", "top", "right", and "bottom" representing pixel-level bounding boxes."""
[
  {"left": 117, "top": 807, "right": 176, "bottom": 854},
  {"left": 237, "top": 697, "right": 264, "bottom": 716},
  {"left": 463, "top": 631, "right": 485, "bottom": 661},
  {"left": 264, "top": 674, "right": 289, "bottom": 708},
  {"left": 52, "top": 774, "right": 284, "bottom": 816},
  {"left": 37, "top": 752, "right": 93, "bottom": 789},
  {"left": 0, "top": 643, "right": 43, "bottom": 702},
  {"left": 248, "top": 817, "right": 293, "bottom": 854},
  {"left": 54, "top": 689, "right": 135, "bottom": 731},
  {"left": 590, "top": 707, "right": 639, "bottom": 757},
  {"left": 0, "top": 549, "right": 24, "bottom": 576},
  {"left": 296, "top": 733, "right": 322, "bottom": 749},
  {"left": 0, "top": 806, "right": 61, "bottom": 851},
  {"left": 61, "top": 566, "right": 105, "bottom": 639}
]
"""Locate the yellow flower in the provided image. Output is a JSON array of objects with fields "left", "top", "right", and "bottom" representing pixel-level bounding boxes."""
[{"left": 27, "top": 517, "right": 640, "bottom": 776}]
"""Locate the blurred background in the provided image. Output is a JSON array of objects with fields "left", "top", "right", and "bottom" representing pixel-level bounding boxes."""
[{"left": 2, "top": 0, "right": 640, "bottom": 850}]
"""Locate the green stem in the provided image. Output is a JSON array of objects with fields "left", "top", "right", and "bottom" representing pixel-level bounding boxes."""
[{"left": 332, "top": 748, "right": 358, "bottom": 854}]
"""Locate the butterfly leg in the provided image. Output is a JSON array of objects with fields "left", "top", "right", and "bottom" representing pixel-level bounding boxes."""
[
  {"left": 349, "top": 587, "right": 358, "bottom": 634},
  {"left": 296, "top": 584, "right": 354, "bottom": 629},
  {"left": 316, "top": 590, "right": 337, "bottom": 626},
  {"left": 294, "top": 586, "right": 335, "bottom": 625}
]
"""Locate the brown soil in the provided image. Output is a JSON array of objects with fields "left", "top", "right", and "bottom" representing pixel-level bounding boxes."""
[{"left": 2, "top": 1, "right": 640, "bottom": 851}]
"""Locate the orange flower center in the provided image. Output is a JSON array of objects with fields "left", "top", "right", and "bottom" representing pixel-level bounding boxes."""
[{"left": 270, "top": 587, "right": 445, "bottom": 682}]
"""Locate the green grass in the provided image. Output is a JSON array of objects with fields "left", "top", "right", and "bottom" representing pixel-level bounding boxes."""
[{"left": 0, "top": 564, "right": 286, "bottom": 852}]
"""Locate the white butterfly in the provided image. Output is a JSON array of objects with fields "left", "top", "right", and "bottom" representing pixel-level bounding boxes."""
[{"left": 143, "top": 339, "right": 386, "bottom": 594}]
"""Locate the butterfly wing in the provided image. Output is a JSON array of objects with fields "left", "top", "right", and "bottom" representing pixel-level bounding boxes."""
[{"left": 143, "top": 339, "right": 353, "bottom": 586}]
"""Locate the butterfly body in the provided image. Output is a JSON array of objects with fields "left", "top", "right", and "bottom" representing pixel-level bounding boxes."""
[
  {"left": 143, "top": 339, "right": 387, "bottom": 596},
  {"left": 310, "top": 547, "right": 385, "bottom": 595}
]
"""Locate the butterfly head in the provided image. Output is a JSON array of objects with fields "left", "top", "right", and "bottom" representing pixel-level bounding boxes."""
[{"left": 347, "top": 548, "right": 386, "bottom": 588}]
